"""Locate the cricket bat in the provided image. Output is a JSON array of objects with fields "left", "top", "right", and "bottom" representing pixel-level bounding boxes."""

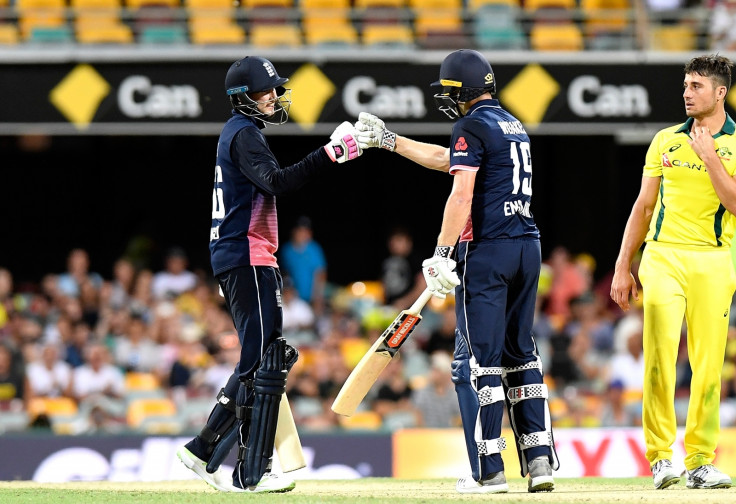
[
  {"left": 274, "top": 392, "right": 306, "bottom": 472},
  {"left": 331, "top": 288, "right": 434, "bottom": 417}
]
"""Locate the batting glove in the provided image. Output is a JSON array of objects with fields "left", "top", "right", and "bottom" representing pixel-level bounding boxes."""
[
  {"left": 325, "top": 121, "right": 362, "bottom": 163},
  {"left": 355, "top": 112, "right": 397, "bottom": 152},
  {"left": 422, "top": 246, "right": 460, "bottom": 299}
]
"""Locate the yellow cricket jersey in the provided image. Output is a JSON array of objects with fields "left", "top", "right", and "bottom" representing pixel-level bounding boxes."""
[{"left": 643, "top": 115, "right": 736, "bottom": 248}]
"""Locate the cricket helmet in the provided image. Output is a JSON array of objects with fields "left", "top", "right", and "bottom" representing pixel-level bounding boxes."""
[
  {"left": 431, "top": 49, "right": 496, "bottom": 120},
  {"left": 225, "top": 56, "right": 291, "bottom": 125}
]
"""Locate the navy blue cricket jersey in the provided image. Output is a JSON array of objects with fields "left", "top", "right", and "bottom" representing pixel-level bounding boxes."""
[
  {"left": 209, "top": 113, "right": 331, "bottom": 276},
  {"left": 449, "top": 99, "right": 540, "bottom": 243}
]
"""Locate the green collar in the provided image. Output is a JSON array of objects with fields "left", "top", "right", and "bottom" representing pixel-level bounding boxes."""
[{"left": 676, "top": 114, "right": 736, "bottom": 138}]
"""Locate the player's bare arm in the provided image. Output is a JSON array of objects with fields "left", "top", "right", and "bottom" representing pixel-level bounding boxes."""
[
  {"left": 437, "top": 169, "right": 476, "bottom": 245},
  {"left": 355, "top": 112, "right": 450, "bottom": 172},
  {"left": 395, "top": 136, "right": 450, "bottom": 172},
  {"left": 611, "top": 175, "right": 659, "bottom": 311},
  {"left": 688, "top": 125, "right": 736, "bottom": 214}
]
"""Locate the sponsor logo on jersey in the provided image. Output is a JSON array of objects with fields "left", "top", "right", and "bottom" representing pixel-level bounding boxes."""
[
  {"left": 718, "top": 146, "right": 732, "bottom": 161},
  {"left": 276, "top": 288, "right": 282, "bottom": 308},
  {"left": 669, "top": 144, "right": 681, "bottom": 152},
  {"left": 454, "top": 137, "right": 468, "bottom": 151},
  {"left": 662, "top": 153, "right": 672, "bottom": 167},
  {"left": 210, "top": 226, "right": 220, "bottom": 241}
]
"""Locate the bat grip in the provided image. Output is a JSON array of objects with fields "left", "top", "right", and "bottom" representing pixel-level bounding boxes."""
[{"left": 408, "top": 288, "right": 434, "bottom": 314}]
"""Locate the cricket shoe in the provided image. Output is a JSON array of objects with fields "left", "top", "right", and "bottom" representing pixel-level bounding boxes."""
[
  {"left": 686, "top": 464, "right": 733, "bottom": 489},
  {"left": 651, "top": 459, "right": 680, "bottom": 489},
  {"left": 232, "top": 472, "right": 296, "bottom": 493},
  {"left": 176, "top": 446, "right": 237, "bottom": 492},
  {"left": 528, "top": 456, "right": 555, "bottom": 492},
  {"left": 456, "top": 472, "right": 508, "bottom": 494}
]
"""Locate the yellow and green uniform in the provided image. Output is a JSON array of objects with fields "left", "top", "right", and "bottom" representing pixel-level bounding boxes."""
[{"left": 638, "top": 115, "right": 736, "bottom": 470}]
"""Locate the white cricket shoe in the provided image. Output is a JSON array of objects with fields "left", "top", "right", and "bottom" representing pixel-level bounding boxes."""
[
  {"left": 528, "top": 456, "right": 555, "bottom": 492},
  {"left": 176, "top": 446, "right": 237, "bottom": 492},
  {"left": 456, "top": 472, "right": 508, "bottom": 494},
  {"left": 686, "top": 464, "right": 733, "bottom": 489},
  {"left": 233, "top": 472, "right": 296, "bottom": 493},
  {"left": 651, "top": 459, "right": 680, "bottom": 490}
]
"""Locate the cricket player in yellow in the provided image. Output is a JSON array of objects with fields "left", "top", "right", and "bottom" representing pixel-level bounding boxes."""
[{"left": 611, "top": 55, "right": 736, "bottom": 490}]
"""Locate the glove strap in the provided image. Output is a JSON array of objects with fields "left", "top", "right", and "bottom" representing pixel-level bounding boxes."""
[
  {"left": 381, "top": 130, "right": 397, "bottom": 152},
  {"left": 434, "top": 246, "right": 454, "bottom": 259}
]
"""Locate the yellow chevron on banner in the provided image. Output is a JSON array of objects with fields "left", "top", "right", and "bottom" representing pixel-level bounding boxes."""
[
  {"left": 287, "top": 63, "right": 336, "bottom": 131},
  {"left": 49, "top": 64, "right": 110, "bottom": 130},
  {"left": 500, "top": 63, "right": 559, "bottom": 129}
]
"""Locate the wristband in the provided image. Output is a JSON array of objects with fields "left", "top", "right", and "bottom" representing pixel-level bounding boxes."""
[
  {"left": 381, "top": 130, "right": 397, "bottom": 152},
  {"left": 434, "top": 246, "right": 454, "bottom": 259}
]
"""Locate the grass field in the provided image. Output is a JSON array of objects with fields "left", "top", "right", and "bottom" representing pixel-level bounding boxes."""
[{"left": 1, "top": 478, "right": 734, "bottom": 504}]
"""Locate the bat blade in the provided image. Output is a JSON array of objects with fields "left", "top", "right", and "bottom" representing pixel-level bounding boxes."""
[
  {"left": 275, "top": 393, "right": 306, "bottom": 472},
  {"left": 331, "top": 289, "right": 433, "bottom": 417}
]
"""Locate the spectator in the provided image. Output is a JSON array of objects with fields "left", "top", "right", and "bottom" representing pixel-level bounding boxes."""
[
  {"left": 113, "top": 312, "right": 161, "bottom": 373},
  {"left": 26, "top": 342, "right": 72, "bottom": 398},
  {"left": 380, "top": 227, "right": 424, "bottom": 308},
  {"left": 424, "top": 304, "right": 456, "bottom": 355},
  {"left": 411, "top": 351, "right": 460, "bottom": 427},
  {"left": 151, "top": 247, "right": 198, "bottom": 301},
  {"left": 71, "top": 342, "right": 126, "bottom": 420},
  {"left": 279, "top": 217, "right": 327, "bottom": 314},
  {"left": 281, "top": 277, "right": 317, "bottom": 345},
  {"left": 0, "top": 343, "right": 24, "bottom": 402},
  {"left": 545, "top": 246, "right": 590, "bottom": 328},
  {"left": 56, "top": 248, "right": 103, "bottom": 299},
  {"left": 599, "top": 380, "right": 640, "bottom": 427},
  {"left": 372, "top": 358, "right": 419, "bottom": 429},
  {"left": 107, "top": 257, "right": 138, "bottom": 310}
]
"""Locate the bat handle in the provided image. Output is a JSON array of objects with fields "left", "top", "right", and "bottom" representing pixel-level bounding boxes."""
[{"left": 409, "top": 288, "right": 434, "bottom": 314}]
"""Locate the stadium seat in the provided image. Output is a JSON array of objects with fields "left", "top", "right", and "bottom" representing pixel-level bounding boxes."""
[
  {"left": 413, "top": 8, "right": 468, "bottom": 49},
  {"left": 29, "top": 25, "right": 75, "bottom": 43},
  {"left": 0, "top": 410, "right": 30, "bottom": 433},
  {"left": 581, "top": 0, "right": 633, "bottom": 49},
  {"left": 473, "top": 3, "right": 526, "bottom": 49},
  {"left": 338, "top": 410, "right": 383, "bottom": 430},
  {"left": 467, "top": 0, "right": 521, "bottom": 8},
  {"left": 529, "top": 21, "right": 584, "bottom": 50},
  {"left": 126, "top": 397, "right": 177, "bottom": 429},
  {"left": 0, "top": 24, "right": 19, "bottom": 44},
  {"left": 242, "top": 0, "right": 292, "bottom": 6},
  {"left": 27, "top": 397, "right": 79, "bottom": 419},
  {"left": 300, "top": 0, "right": 349, "bottom": 7},
  {"left": 361, "top": 23, "right": 413, "bottom": 47},
  {"left": 16, "top": 0, "right": 66, "bottom": 40},
  {"left": 523, "top": 0, "right": 575, "bottom": 10},
  {"left": 125, "top": 0, "right": 180, "bottom": 8},
  {"left": 73, "top": 0, "right": 134, "bottom": 44},
  {"left": 76, "top": 23, "right": 134, "bottom": 43},
  {"left": 649, "top": 23, "right": 696, "bottom": 51},
  {"left": 189, "top": 23, "right": 245, "bottom": 43},
  {"left": 139, "top": 24, "right": 188, "bottom": 43},
  {"left": 125, "top": 372, "right": 162, "bottom": 393},
  {"left": 304, "top": 21, "right": 358, "bottom": 46},
  {"left": 250, "top": 23, "right": 302, "bottom": 47},
  {"left": 354, "top": 0, "right": 406, "bottom": 24}
]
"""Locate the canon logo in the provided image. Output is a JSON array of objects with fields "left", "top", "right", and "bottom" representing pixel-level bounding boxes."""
[
  {"left": 118, "top": 75, "right": 202, "bottom": 119},
  {"left": 568, "top": 75, "right": 650, "bottom": 118}
]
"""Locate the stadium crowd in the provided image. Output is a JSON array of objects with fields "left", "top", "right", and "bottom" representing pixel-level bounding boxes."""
[{"left": 2, "top": 227, "right": 736, "bottom": 435}]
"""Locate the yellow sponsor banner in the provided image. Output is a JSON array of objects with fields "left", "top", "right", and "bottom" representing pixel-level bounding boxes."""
[{"left": 394, "top": 428, "right": 736, "bottom": 478}]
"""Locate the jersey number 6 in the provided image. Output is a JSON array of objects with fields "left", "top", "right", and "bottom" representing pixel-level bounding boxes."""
[{"left": 212, "top": 165, "right": 225, "bottom": 219}]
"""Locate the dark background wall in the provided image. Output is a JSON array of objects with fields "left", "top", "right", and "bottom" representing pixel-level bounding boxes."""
[{"left": 2, "top": 133, "right": 646, "bottom": 287}]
